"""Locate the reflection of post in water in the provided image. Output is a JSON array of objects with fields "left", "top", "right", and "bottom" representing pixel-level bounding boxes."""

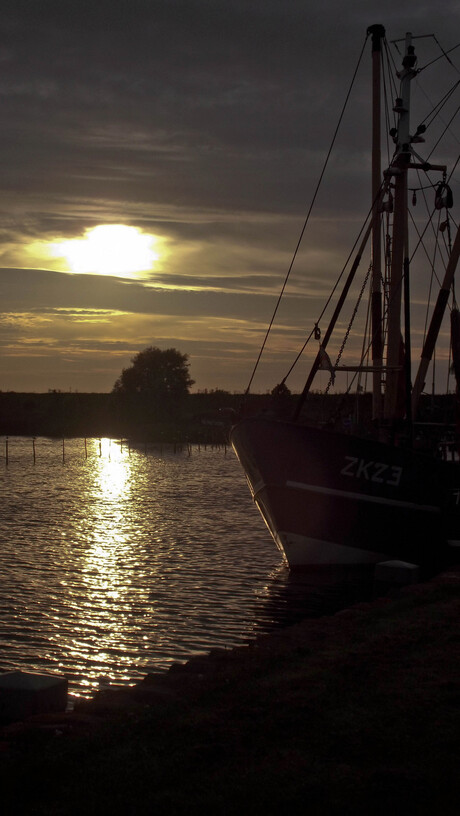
[{"left": 2, "top": 437, "right": 233, "bottom": 463}]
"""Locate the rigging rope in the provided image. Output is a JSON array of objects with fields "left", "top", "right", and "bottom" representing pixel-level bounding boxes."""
[
  {"left": 419, "top": 40, "right": 460, "bottom": 73},
  {"left": 243, "top": 31, "right": 370, "bottom": 396},
  {"left": 323, "top": 260, "right": 373, "bottom": 397},
  {"left": 282, "top": 196, "right": 380, "bottom": 384}
]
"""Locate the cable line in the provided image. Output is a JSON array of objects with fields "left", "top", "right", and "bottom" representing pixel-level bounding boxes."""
[{"left": 244, "top": 30, "right": 370, "bottom": 395}]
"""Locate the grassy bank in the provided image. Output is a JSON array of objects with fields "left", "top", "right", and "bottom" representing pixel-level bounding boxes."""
[{"left": 1, "top": 567, "right": 459, "bottom": 814}]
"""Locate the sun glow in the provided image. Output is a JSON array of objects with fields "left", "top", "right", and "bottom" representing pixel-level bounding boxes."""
[{"left": 51, "top": 224, "right": 160, "bottom": 278}]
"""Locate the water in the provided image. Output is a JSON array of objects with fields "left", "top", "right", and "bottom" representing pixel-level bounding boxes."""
[{"left": 0, "top": 437, "right": 372, "bottom": 702}]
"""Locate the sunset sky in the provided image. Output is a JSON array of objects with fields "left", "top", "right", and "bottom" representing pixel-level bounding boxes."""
[{"left": 0, "top": 0, "right": 458, "bottom": 393}]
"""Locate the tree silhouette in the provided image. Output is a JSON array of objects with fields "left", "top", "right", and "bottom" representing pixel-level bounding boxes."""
[{"left": 112, "top": 346, "right": 194, "bottom": 422}]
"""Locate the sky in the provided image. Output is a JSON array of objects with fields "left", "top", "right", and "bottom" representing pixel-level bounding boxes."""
[{"left": 0, "top": 0, "right": 458, "bottom": 394}]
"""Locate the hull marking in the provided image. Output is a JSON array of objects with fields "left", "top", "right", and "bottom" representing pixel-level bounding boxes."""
[{"left": 286, "top": 480, "right": 439, "bottom": 513}]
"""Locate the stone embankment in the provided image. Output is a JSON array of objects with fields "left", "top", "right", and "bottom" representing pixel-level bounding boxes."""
[{"left": 1, "top": 566, "right": 459, "bottom": 814}]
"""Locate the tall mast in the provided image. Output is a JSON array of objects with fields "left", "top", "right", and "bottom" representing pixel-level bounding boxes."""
[
  {"left": 368, "top": 24, "right": 385, "bottom": 421},
  {"left": 412, "top": 227, "right": 460, "bottom": 415},
  {"left": 383, "top": 32, "right": 417, "bottom": 422}
]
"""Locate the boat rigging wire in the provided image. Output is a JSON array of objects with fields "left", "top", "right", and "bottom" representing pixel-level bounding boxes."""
[
  {"left": 244, "top": 29, "right": 458, "bottom": 408},
  {"left": 282, "top": 195, "right": 381, "bottom": 385},
  {"left": 301, "top": 39, "right": 459, "bottom": 409},
  {"left": 243, "top": 31, "right": 370, "bottom": 396},
  {"left": 323, "top": 259, "right": 374, "bottom": 397},
  {"left": 418, "top": 80, "right": 459, "bottom": 132},
  {"left": 427, "top": 105, "right": 460, "bottom": 160},
  {"left": 381, "top": 42, "right": 398, "bottom": 160},
  {"left": 418, "top": 39, "right": 460, "bottom": 73}
]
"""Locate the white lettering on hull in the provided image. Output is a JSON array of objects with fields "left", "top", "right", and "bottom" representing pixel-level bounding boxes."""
[{"left": 340, "top": 456, "right": 402, "bottom": 487}]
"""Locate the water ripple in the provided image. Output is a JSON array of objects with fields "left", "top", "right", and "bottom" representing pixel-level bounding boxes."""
[
  {"left": 0, "top": 437, "right": 375, "bottom": 700},
  {"left": 0, "top": 438, "right": 285, "bottom": 698}
]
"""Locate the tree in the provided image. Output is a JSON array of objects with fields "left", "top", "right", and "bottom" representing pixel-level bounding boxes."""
[{"left": 112, "top": 346, "right": 194, "bottom": 420}]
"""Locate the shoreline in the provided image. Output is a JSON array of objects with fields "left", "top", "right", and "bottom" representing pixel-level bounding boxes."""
[{"left": 1, "top": 564, "right": 459, "bottom": 813}]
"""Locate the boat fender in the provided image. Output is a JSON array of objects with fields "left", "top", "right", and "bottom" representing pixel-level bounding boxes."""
[{"left": 435, "top": 182, "right": 453, "bottom": 210}]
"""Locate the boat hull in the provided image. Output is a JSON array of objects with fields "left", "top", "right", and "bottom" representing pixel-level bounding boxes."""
[{"left": 231, "top": 417, "right": 460, "bottom": 571}]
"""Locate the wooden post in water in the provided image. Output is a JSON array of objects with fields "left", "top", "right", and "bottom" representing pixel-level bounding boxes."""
[
  {"left": 5, "top": 437, "right": 8, "bottom": 466},
  {"left": 84, "top": 438, "right": 88, "bottom": 459},
  {"left": 33, "top": 437, "right": 36, "bottom": 464},
  {"left": 62, "top": 438, "right": 65, "bottom": 463},
  {"left": 99, "top": 438, "right": 102, "bottom": 457}
]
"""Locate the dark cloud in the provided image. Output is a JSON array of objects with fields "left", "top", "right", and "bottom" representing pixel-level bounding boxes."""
[{"left": 0, "top": 1, "right": 458, "bottom": 391}]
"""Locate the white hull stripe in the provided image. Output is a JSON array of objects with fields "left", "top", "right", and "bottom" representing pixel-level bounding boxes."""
[{"left": 286, "top": 480, "right": 440, "bottom": 513}]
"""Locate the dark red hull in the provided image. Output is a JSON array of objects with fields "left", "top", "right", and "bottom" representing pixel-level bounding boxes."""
[{"left": 231, "top": 417, "right": 460, "bottom": 570}]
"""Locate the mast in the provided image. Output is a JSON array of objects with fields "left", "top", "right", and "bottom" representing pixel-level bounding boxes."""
[
  {"left": 411, "top": 227, "right": 460, "bottom": 416},
  {"left": 383, "top": 32, "right": 417, "bottom": 422},
  {"left": 368, "top": 24, "right": 385, "bottom": 421}
]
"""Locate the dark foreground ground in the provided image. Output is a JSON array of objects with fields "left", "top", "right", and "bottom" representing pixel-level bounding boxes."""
[{"left": 1, "top": 567, "right": 459, "bottom": 815}]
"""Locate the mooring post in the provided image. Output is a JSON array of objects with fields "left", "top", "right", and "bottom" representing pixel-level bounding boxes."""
[
  {"left": 33, "top": 437, "right": 36, "bottom": 464},
  {"left": 84, "top": 438, "right": 88, "bottom": 459},
  {"left": 62, "top": 438, "right": 65, "bottom": 463},
  {"left": 5, "top": 436, "right": 8, "bottom": 466}
]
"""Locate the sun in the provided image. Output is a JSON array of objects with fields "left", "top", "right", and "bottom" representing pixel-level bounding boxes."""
[{"left": 51, "top": 225, "right": 160, "bottom": 278}]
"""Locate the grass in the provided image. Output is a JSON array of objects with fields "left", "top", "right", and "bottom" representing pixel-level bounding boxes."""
[{"left": 1, "top": 569, "right": 459, "bottom": 814}]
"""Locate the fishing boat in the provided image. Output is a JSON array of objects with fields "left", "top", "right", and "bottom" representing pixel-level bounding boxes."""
[{"left": 231, "top": 25, "right": 460, "bottom": 572}]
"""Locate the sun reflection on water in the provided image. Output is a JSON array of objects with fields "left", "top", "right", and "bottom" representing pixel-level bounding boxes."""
[
  {"left": 1, "top": 438, "right": 285, "bottom": 699},
  {"left": 70, "top": 440, "right": 144, "bottom": 694}
]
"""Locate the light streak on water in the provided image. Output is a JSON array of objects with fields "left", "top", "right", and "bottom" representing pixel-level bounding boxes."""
[{"left": 0, "top": 438, "right": 283, "bottom": 699}]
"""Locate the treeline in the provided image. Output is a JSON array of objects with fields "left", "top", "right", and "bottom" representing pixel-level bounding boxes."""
[
  {"left": 0, "top": 390, "right": 260, "bottom": 442},
  {"left": 0, "top": 390, "right": 456, "bottom": 443}
]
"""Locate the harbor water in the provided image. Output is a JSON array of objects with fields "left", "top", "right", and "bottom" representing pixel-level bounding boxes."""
[{"left": 0, "top": 437, "right": 372, "bottom": 702}]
